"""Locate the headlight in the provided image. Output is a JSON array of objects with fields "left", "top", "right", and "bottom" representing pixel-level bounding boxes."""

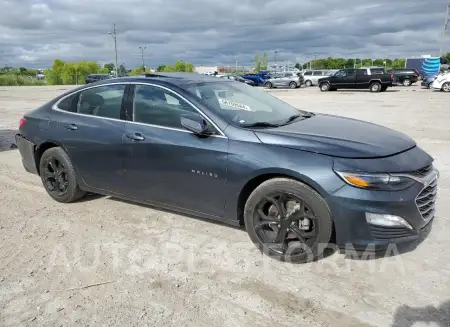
[{"left": 334, "top": 171, "right": 415, "bottom": 191}]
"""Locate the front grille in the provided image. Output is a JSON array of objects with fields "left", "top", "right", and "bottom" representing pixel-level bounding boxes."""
[
  {"left": 416, "top": 178, "right": 437, "bottom": 221},
  {"left": 369, "top": 225, "right": 413, "bottom": 240}
]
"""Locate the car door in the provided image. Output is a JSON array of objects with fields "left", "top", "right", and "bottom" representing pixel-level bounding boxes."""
[
  {"left": 339, "top": 69, "right": 357, "bottom": 88},
  {"left": 311, "top": 71, "right": 323, "bottom": 85},
  {"left": 282, "top": 73, "right": 294, "bottom": 86},
  {"left": 122, "top": 83, "right": 229, "bottom": 217},
  {"left": 52, "top": 83, "right": 130, "bottom": 193}
]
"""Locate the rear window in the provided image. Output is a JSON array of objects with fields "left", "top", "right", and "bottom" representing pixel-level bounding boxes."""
[{"left": 370, "top": 68, "right": 386, "bottom": 75}]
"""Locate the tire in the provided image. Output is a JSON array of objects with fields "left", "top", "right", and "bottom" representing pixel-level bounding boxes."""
[
  {"left": 305, "top": 80, "right": 312, "bottom": 87},
  {"left": 244, "top": 178, "right": 333, "bottom": 263},
  {"left": 402, "top": 78, "right": 411, "bottom": 86},
  {"left": 39, "top": 147, "right": 86, "bottom": 203},
  {"left": 442, "top": 82, "right": 450, "bottom": 92},
  {"left": 264, "top": 82, "right": 273, "bottom": 89},
  {"left": 319, "top": 82, "right": 330, "bottom": 91},
  {"left": 289, "top": 82, "right": 297, "bottom": 89},
  {"left": 369, "top": 82, "right": 382, "bottom": 92}
]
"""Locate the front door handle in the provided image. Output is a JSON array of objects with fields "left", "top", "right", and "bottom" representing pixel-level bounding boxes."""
[
  {"left": 64, "top": 123, "right": 78, "bottom": 130},
  {"left": 125, "top": 132, "right": 145, "bottom": 141}
]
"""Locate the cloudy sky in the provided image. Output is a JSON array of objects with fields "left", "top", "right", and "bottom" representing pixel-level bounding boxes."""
[{"left": 0, "top": 0, "right": 448, "bottom": 68}]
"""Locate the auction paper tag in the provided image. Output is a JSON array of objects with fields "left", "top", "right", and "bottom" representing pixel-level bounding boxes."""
[{"left": 218, "top": 98, "right": 252, "bottom": 111}]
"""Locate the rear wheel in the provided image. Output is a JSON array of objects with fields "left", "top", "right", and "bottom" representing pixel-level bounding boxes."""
[
  {"left": 369, "top": 82, "right": 382, "bottom": 92},
  {"left": 319, "top": 82, "right": 330, "bottom": 92},
  {"left": 305, "top": 80, "right": 312, "bottom": 87},
  {"left": 442, "top": 82, "right": 450, "bottom": 92},
  {"left": 402, "top": 78, "right": 411, "bottom": 86},
  {"left": 289, "top": 81, "right": 297, "bottom": 89},
  {"left": 244, "top": 178, "right": 333, "bottom": 263},
  {"left": 39, "top": 147, "right": 86, "bottom": 203},
  {"left": 264, "top": 82, "right": 273, "bottom": 89}
]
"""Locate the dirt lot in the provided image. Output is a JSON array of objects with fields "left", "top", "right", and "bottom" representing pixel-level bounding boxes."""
[{"left": 0, "top": 85, "right": 449, "bottom": 327}]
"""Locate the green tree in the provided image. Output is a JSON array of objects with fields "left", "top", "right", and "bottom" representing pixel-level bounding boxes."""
[
  {"left": 294, "top": 63, "right": 301, "bottom": 70},
  {"left": 261, "top": 52, "right": 269, "bottom": 70},
  {"left": 156, "top": 65, "right": 166, "bottom": 72},
  {"left": 104, "top": 63, "right": 115, "bottom": 74},
  {"left": 118, "top": 64, "right": 127, "bottom": 76},
  {"left": 253, "top": 55, "right": 262, "bottom": 71}
]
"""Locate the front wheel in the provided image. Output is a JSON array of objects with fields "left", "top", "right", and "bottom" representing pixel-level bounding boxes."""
[
  {"left": 305, "top": 80, "right": 312, "bottom": 87},
  {"left": 442, "top": 82, "right": 450, "bottom": 92},
  {"left": 244, "top": 178, "right": 333, "bottom": 263},
  {"left": 264, "top": 82, "right": 273, "bottom": 89},
  {"left": 289, "top": 81, "right": 297, "bottom": 89},
  {"left": 39, "top": 147, "right": 86, "bottom": 203},
  {"left": 319, "top": 82, "right": 330, "bottom": 91}
]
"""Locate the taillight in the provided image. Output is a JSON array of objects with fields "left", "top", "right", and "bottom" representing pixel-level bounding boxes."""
[
  {"left": 391, "top": 73, "right": 394, "bottom": 80},
  {"left": 19, "top": 117, "right": 26, "bottom": 129}
]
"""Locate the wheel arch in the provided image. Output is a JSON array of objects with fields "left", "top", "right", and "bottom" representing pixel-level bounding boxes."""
[
  {"left": 34, "top": 140, "right": 70, "bottom": 174},
  {"left": 236, "top": 169, "right": 327, "bottom": 226}
]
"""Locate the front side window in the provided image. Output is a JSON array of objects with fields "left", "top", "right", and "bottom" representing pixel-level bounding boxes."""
[
  {"left": 77, "top": 84, "right": 125, "bottom": 119},
  {"left": 334, "top": 70, "right": 347, "bottom": 77},
  {"left": 132, "top": 84, "right": 197, "bottom": 129},
  {"left": 183, "top": 81, "right": 309, "bottom": 127}
]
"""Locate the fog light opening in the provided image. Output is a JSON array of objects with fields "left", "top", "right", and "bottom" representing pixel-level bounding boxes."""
[{"left": 365, "top": 213, "right": 413, "bottom": 230}]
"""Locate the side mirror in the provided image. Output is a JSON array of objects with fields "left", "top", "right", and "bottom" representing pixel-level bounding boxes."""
[{"left": 180, "top": 112, "right": 210, "bottom": 135}]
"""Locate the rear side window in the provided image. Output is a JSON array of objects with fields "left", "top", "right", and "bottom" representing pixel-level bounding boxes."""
[
  {"left": 58, "top": 85, "right": 126, "bottom": 119},
  {"left": 312, "top": 71, "right": 323, "bottom": 76},
  {"left": 371, "top": 68, "right": 385, "bottom": 75},
  {"left": 285, "top": 73, "right": 293, "bottom": 77},
  {"left": 303, "top": 71, "right": 312, "bottom": 76}
]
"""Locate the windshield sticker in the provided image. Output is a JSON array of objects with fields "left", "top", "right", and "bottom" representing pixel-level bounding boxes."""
[{"left": 218, "top": 98, "right": 252, "bottom": 111}]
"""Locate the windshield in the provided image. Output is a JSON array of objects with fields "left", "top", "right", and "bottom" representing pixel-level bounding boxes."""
[{"left": 183, "top": 81, "right": 309, "bottom": 126}]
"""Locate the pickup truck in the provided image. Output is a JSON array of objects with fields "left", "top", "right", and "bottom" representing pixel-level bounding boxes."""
[
  {"left": 318, "top": 68, "right": 394, "bottom": 92},
  {"left": 242, "top": 70, "right": 271, "bottom": 86}
]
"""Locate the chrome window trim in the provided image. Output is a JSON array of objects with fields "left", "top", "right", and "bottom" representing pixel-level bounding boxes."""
[{"left": 51, "top": 81, "right": 228, "bottom": 139}]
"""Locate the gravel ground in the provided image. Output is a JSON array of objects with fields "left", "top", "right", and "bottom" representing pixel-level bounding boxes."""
[{"left": 0, "top": 84, "right": 449, "bottom": 327}]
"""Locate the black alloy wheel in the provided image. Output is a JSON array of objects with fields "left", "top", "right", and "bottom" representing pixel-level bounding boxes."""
[
  {"left": 43, "top": 157, "right": 68, "bottom": 197},
  {"left": 253, "top": 193, "right": 318, "bottom": 255},
  {"left": 244, "top": 178, "right": 333, "bottom": 263},
  {"left": 39, "top": 147, "right": 86, "bottom": 203}
]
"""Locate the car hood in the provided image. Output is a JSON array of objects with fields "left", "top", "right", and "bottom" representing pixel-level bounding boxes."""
[{"left": 254, "top": 114, "right": 416, "bottom": 158}]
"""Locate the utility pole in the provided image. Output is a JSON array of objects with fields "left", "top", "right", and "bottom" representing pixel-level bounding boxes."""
[
  {"left": 440, "top": 0, "right": 450, "bottom": 56},
  {"left": 235, "top": 60, "right": 238, "bottom": 72},
  {"left": 274, "top": 50, "right": 278, "bottom": 73},
  {"left": 313, "top": 53, "right": 318, "bottom": 70},
  {"left": 108, "top": 23, "right": 118, "bottom": 77},
  {"left": 139, "top": 46, "right": 146, "bottom": 71}
]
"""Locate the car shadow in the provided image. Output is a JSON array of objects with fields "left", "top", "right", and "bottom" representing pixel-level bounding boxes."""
[
  {"left": 336, "top": 89, "right": 400, "bottom": 93},
  {"left": 106, "top": 196, "right": 245, "bottom": 231},
  {"left": 391, "top": 301, "right": 450, "bottom": 327},
  {"left": 341, "top": 221, "right": 433, "bottom": 261},
  {"left": 0, "top": 129, "right": 18, "bottom": 152}
]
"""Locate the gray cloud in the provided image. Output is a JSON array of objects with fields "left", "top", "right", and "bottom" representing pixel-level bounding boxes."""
[{"left": 0, "top": 0, "right": 448, "bottom": 68}]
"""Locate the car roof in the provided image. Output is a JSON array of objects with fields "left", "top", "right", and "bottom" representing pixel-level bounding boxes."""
[{"left": 85, "top": 72, "right": 231, "bottom": 88}]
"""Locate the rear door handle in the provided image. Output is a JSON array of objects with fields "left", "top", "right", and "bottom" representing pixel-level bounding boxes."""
[
  {"left": 125, "top": 132, "right": 145, "bottom": 141},
  {"left": 64, "top": 123, "right": 78, "bottom": 130}
]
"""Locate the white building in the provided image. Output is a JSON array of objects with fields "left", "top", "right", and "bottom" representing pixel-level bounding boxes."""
[{"left": 195, "top": 66, "right": 218, "bottom": 74}]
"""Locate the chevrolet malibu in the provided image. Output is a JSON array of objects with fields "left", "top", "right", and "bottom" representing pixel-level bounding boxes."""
[{"left": 15, "top": 73, "right": 438, "bottom": 263}]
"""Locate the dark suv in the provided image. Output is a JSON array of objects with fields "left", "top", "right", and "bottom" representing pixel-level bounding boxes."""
[
  {"left": 85, "top": 74, "right": 113, "bottom": 84},
  {"left": 387, "top": 69, "right": 419, "bottom": 86}
]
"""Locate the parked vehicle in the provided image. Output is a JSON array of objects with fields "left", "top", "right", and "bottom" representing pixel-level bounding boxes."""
[
  {"left": 85, "top": 74, "right": 113, "bottom": 84},
  {"left": 221, "top": 74, "right": 256, "bottom": 86},
  {"left": 318, "top": 68, "right": 394, "bottom": 92},
  {"left": 302, "top": 70, "right": 335, "bottom": 87},
  {"left": 15, "top": 72, "right": 438, "bottom": 263},
  {"left": 430, "top": 71, "right": 450, "bottom": 92},
  {"left": 264, "top": 72, "right": 304, "bottom": 89},
  {"left": 242, "top": 71, "right": 271, "bottom": 86},
  {"left": 387, "top": 69, "right": 419, "bottom": 86}
]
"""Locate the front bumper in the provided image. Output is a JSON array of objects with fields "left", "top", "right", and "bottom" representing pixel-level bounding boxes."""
[
  {"left": 327, "top": 168, "right": 438, "bottom": 250},
  {"left": 15, "top": 134, "right": 38, "bottom": 175},
  {"left": 431, "top": 80, "right": 443, "bottom": 90}
]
